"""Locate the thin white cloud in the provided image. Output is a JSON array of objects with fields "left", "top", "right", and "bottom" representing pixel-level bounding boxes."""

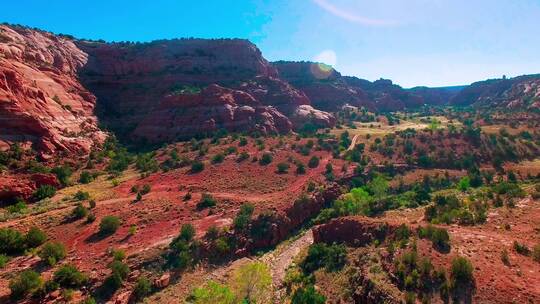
[{"left": 312, "top": 0, "right": 397, "bottom": 26}]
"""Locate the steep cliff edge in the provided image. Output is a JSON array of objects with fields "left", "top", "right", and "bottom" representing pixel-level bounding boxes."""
[
  {"left": 77, "top": 39, "right": 334, "bottom": 144},
  {"left": 0, "top": 25, "right": 106, "bottom": 157}
]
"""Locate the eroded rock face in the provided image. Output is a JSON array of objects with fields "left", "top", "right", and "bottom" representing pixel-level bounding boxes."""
[
  {"left": 313, "top": 216, "right": 398, "bottom": 246},
  {"left": 0, "top": 173, "right": 59, "bottom": 203},
  {"left": 77, "top": 39, "right": 333, "bottom": 143},
  {"left": 450, "top": 75, "right": 540, "bottom": 109},
  {"left": 0, "top": 25, "right": 106, "bottom": 157},
  {"left": 0, "top": 26, "right": 336, "bottom": 153},
  {"left": 132, "top": 84, "right": 293, "bottom": 143}
]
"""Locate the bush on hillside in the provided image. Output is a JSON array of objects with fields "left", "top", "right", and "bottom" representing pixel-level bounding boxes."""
[
  {"left": 259, "top": 153, "right": 273, "bottom": 165},
  {"left": 0, "top": 228, "right": 26, "bottom": 255},
  {"left": 308, "top": 156, "right": 319, "bottom": 168},
  {"left": 53, "top": 264, "right": 88, "bottom": 288},
  {"left": 9, "top": 270, "right": 43, "bottom": 300},
  {"left": 197, "top": 193, "right": 217, "bottom": 210},
  {"left": 24, "top": 227, "right": 47, "bottom": 248},
  {"left": 33, "top": 185, "right": 56, "bottom": 201},
  {"left": 99, "top": 216, "right": 121, "bottom": 236},
  {"left": 39, "top": 242, "right": 67, "bottom": 266}
]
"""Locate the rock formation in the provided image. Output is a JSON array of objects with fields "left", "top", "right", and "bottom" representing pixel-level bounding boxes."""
[
  {"left": 0, "top": 25, "right": 106, "bottom": 157},
  {"left": 77, "top": 39, "right": 335, "bottom": 144},
  {"left": 451, "top": 74, "right": 540, "bottom": 110}
]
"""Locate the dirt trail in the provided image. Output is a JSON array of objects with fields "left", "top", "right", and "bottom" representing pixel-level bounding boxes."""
[
  {"left": 347, "top": 134, "right": 360, "bottom": 151},
  {"left": 260, "top": 230, "right": 314, "bottom": 302}
]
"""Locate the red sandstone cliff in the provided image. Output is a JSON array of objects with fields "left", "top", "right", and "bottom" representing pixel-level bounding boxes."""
[
  {"left": 77, "top": 39, "right": 335, "bottom": 143},
  {"left": 0, "top": 26, "right": 335, "bottom": 153},
  {"left": 0, "top": 25, "right": 106, "bottom": 157}
]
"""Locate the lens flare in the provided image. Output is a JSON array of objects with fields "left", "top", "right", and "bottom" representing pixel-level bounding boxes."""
[{"left": 310, "top": 63, "right": 334, "bottom": 80}]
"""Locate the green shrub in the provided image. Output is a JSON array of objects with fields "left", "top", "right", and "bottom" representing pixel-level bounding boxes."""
[
  {"left": 457, "top": 177, "right": 470, "bottom": 191},
  {"left": 110, "top": 260, "right": 129, "bottom": 280},
  {"left": 111, "top": 249, "right": 126, "bottom": 261},
  {"left": 82, "top": 297, "right": 97, "bottom": 304},
  {"left": 296, "top": 162, "right": 306, "bottom": 174},
  {"left": 9, "top": 270, "right": 43, "bottom": 300},
  {"left": 71, "top": 203, "right": 88, "bottom": 220},
  {"left": 308, "top": 156, "right": 319, "bottom": 168},
  {"left": 291, "top": 285, "right": 326, "bottom": 304},
  {"left": 133, "top": 277, "right": 152, "bottom": 300},
  {"left": 513, "top": 241, "right": 530, "bottom": 256},
  {"left": 99, "top": 216, "right": 121, "bottom": 236},
  {"left": 79, "top": 171, "right": 94, "bottom": 184},
  {"left": 188, "top": 281, "right": 235, "bottom": 304},
  {"left": 205, "top": 225, "right": 220, "bottom": 240},
  {"left": 239, "top": 137, "right": 248, "bottom": 146},
  {"left": 33, "top": 185, "right": 56, "bottom": 201},
  {"left": 53, "top": 264, "right": 88, "bottom": 288},
  {"left": 6, "top": 199, "right": 27, "bottom": 214},
  {"left": 449, "top": 256, "right": 474, "bottom": 290},
  {"left": 259, "top": 153, "right": 273, "bottom": 165},
  {"left": 74, "top": 190, "right": 90, "bottom": 201},
  {"left": 233, "top": 203, "right": 254, "bottom": 230},
  {"left": 89, "top": 199, "right": 96, "bottom": 209},
  {"left": 39, "top": 242, "right": 66, "bottom": 266},
  {"left": 276, "top": 162, "right": 290, "bottom": 174},
  {"left": 237, "top": 151, "right": 250, "bottom": 162},
  {"left": 25, "top": 227, "right": 47, "bottom": 248},
  {"left": 0, "top": 254, "right": 8, "bottom": 268},
  {"left": 135, "top": 153, "right": 159, "bottom": 172},
  {"left": 418, "top": 225, "right": 450, "bottom": 251},
  {"left": 301, "top": 243, "right": 347, "bottom": 273},
  {"left": 104, "top": 260, "right": 130, "bottom": 291},
  {"left": 51, "top": 166, "right": 72, "bottom": 187},
  {"left": 179, "top": 224, "right": 196, "bottom": 242},
  {"left": 86, "top": 213, "right": 96, "bottom": 223},
  {"left": 0, "top": 228, "right": 26, "bottom": 255},
  {"left": 140, "top": 184, "right": 151, "bottom": 195},
  {"left": 212, "top": 153, "right": 225, "bottom": 164},
  {"left": 191, "top": 161, "right": 205, "bottom": 173},
  {"left": 129, "top": 225, "right": 137, "bottom": 236},
  {"left": 197, "top": 193, "right": 217, "bottom": 210}
]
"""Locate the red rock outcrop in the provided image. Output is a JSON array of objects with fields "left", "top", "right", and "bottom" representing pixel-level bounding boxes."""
[
  {"left": 313, "top": 216, "right": 401, "bottom": 246},
  {"left": 132, "top": 84, "right": 293, "bottom": 143},
  {"left": 0, "top": 173, "right": 59, "bottom": 203},
  {"left": 243, "top": 182, "right": 344, "bottom": 250},
  {"left": 77, "top": 39, "right": 334, "bottom": 143},
  {"left": 0, "top": 25, "right": 106, "bottom": 157}
]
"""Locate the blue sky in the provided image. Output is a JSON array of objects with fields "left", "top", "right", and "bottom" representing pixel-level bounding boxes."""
[{"left": 2, "top": 0, "right": 540, "bottom": 87}]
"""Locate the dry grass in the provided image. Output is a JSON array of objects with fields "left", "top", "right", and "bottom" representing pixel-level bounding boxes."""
[
  {"left": 331, "top": 115, "right": 460, "bottom": 139},
  {"left": 55, "top": 168, "right": 138, "bottom": 202}
]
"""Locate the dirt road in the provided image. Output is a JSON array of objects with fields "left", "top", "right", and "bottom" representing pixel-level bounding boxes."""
[{"left": 260, "top": 230, "right": 314, "bottom": 302}]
